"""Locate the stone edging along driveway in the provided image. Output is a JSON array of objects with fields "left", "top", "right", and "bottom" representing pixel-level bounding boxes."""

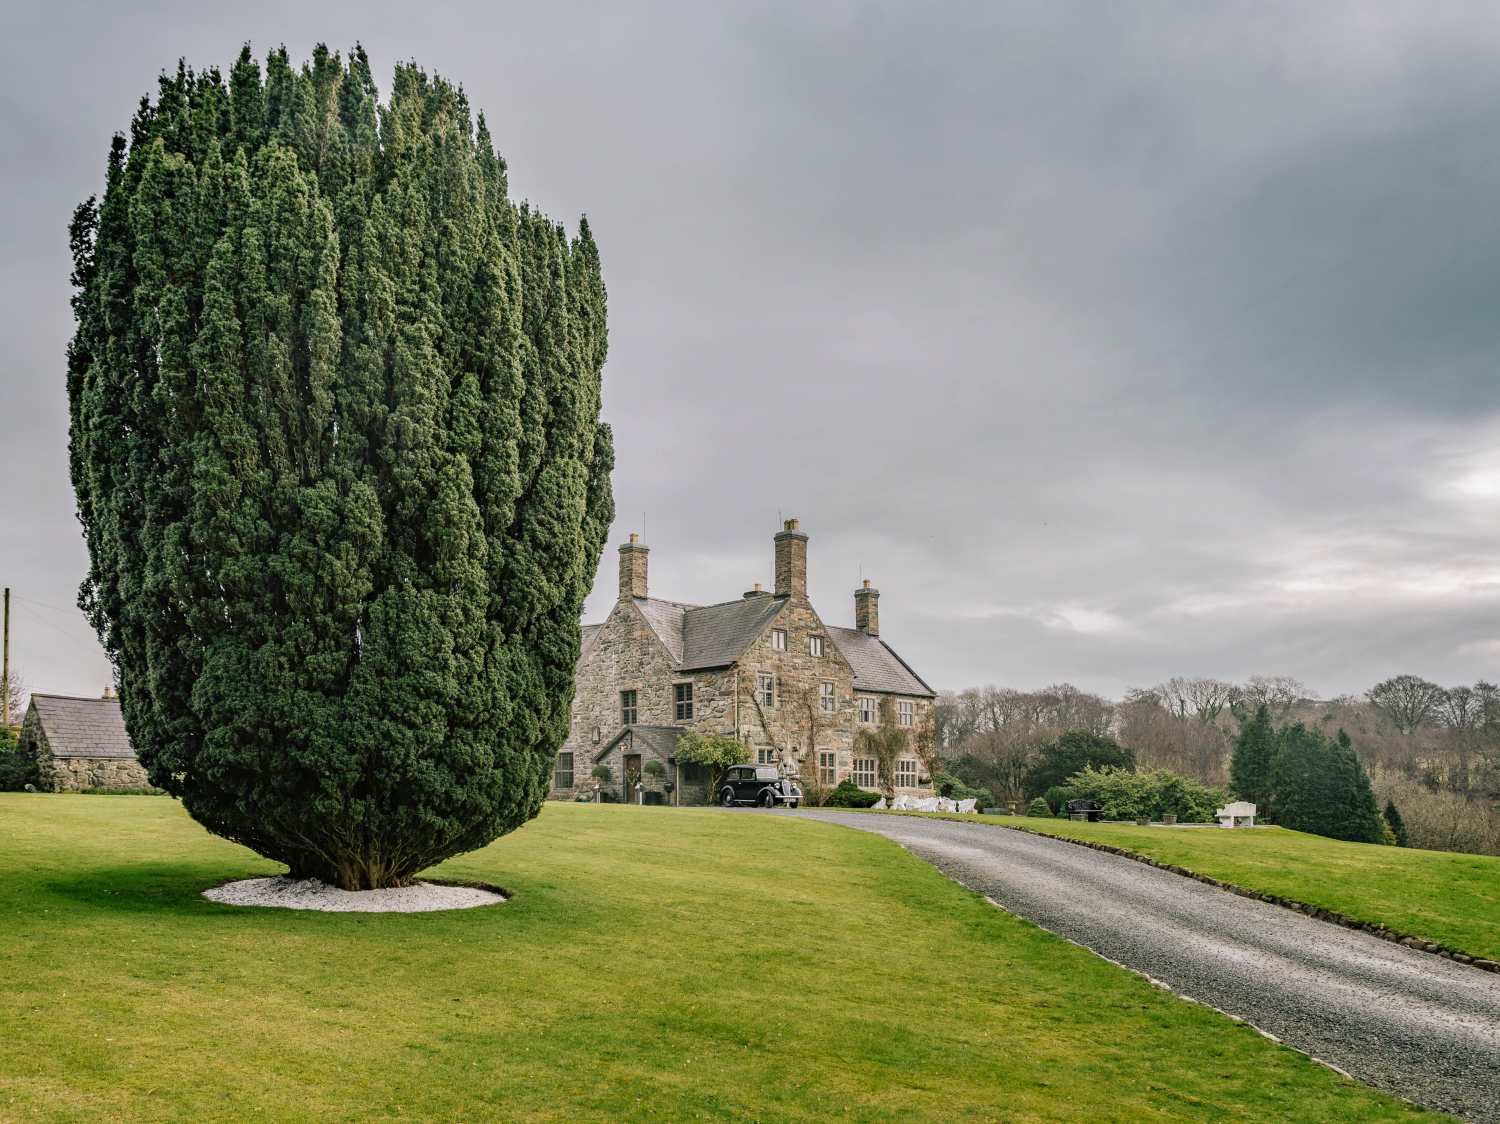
[{"left": 875, "top": 812, "right": 1500, "bottom": 974}]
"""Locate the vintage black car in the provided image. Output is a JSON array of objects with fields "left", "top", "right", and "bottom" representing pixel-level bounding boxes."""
[{"left": 719, "top": 765, "right": 802, "bottom": 808}]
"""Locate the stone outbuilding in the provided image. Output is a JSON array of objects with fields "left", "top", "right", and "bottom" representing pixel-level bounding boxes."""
[
  {"left": 554, "top": 519, "right": 937, "bottom": 805},
  {"left": 19, "top": 692, "right": 152, "bottom": 792}
]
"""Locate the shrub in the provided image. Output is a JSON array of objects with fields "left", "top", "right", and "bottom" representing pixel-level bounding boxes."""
[
  {"left": 67, "top": 49, "right": 613, "bottom": 889},
  {"left": 590, "top": 765, "right": 612, "bottom": 783},
  {"left": 676, "top": 731, "right": 748, "bottom": 798},
  {"left": 825, "top": 779, "right": 882, "bottom": 808},
  {"left": 1042, "top": 785, "right": 1077, "bottom": 816},
  {"left": 643, "top": 759, "right": 666, "bottom": 780},
  {"left": 0, "top": 729, "right": 39, "bottom": 792},
  {"left": 932, "top": 769, "right": 994, "bottom": 809},
  {"left": 1063, "top": 765, "right": 1225, "bottom": 823},
  {"left": 1026, "top": 797, "right": 1052, "bottom": 817}
]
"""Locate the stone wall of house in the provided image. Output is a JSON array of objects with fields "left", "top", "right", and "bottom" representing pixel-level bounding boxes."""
[
  {"left": 42, "top": 755, "right": 153, "bottom": 792},
  {"left": 551, "top": 584, "right": 936, "bottom": 804}
]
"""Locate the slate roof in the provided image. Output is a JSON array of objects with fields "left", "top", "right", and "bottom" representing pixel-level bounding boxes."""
[
  {"left": 595, "top": 592, "right": 933, "bottom": 696},
  {"left": 593, "top": 723, "right": 685, "bottom": 763},
  {"left": 633, "top": 595, "right": 788, "bottom": 672},
  {"left": 580, "top": 622, "right": 603, "bottom": 661},
  {"left": 680, "top": 596, "right": 787, "bottom": 670},
  {"left": 30, "top": 694, "right": 136, "bottom": 759},
  {"left": 826, "top": 627, "right": 936, "bottom": 698}
]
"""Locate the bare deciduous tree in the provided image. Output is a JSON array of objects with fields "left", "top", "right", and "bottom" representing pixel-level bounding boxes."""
[
  {"left": 1239, "top": 675, "right": 1306, "bottom": 715},
  {"left": 1367, "top": 675, "right": 1447, "bottom": 734}
]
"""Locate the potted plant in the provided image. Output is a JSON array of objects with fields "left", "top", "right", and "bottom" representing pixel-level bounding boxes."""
[{"left": 590, "top": 764, "right": 611, "bottom": 803}]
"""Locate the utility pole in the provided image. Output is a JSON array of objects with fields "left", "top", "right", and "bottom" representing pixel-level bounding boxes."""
[{"left": 2, "top": 587, "right": 9, "bottom": 729}]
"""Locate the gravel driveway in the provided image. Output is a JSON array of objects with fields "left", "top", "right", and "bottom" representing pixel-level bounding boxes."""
[{"left": 791, "top": 810, "right": 1500, "bottom": 1122}]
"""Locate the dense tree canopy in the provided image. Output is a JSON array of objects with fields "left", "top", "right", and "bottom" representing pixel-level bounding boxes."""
[
  {"left": 67, "top": 46, "right": 613, "bottom": 888},
  {"left": 1269, "top": 726, "right": 1384, "bottom": 844},
  {"left": 1023, "top": 730, "right": 1134, "bottom": 798},
  {"left": 1229, "top": 704, "right": 1276, "bottom": 814}
]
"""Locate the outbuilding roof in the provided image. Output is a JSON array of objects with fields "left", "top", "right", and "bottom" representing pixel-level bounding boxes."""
[{"left": 28, "top": 694, "right": 136, "bottom": 759}]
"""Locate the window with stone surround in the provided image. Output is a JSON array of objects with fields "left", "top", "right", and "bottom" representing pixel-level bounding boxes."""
[
  {"left": 554, "top": 752, "right": 574, "bottom": 789},
  {"left": 620, "top": 689, "right": 638, "bottom": 725},
  {"left": 809, "top": 635, "right": 825, "bottom": 657},
  {"left": 757, "top": 673, "right": 776, "bottom": 708},
  {"left": 859, "top": 696, "right": 876, "bottom": 724},
  {"left": 898, "top": 700, "right": 914, "bottom": 727},
  {"left": 819, "top": 681, "right": 835, "bottom": 714},
  {"left": 817, "top": 750, "right": 837, "bottom": 786},
  {"left": 895, "top": 758, "right": 918, "bottom": 788},
  {"left": 757, "top": 747, "right": 778, "bottom": 765},
  {"left": 771, "top": 628, "right": 787, "bottom": 651},
  {"left": 674, "top": 682, "right": 694, "bottom": 721},
  {"left": 853, "top": 757, "right": 878, "bottom": 788}
]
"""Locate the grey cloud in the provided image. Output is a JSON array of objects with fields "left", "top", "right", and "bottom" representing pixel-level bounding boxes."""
[{"left": 2, "top": 1, "right": 1498, "bottom": 701}]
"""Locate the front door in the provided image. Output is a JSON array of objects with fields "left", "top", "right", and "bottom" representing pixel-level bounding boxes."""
[{"left": 624, "top": 753, "right": 642, "bottom": 804}]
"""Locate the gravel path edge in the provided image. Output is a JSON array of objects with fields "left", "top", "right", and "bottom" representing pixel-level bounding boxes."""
[{"left": 871, "top": 812, "right": 1499, "bottom": 974}]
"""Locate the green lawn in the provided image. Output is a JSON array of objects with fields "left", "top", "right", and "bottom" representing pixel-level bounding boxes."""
[
  {"left": 0, "top": 797, "right": 1438, "bottom": 1122},
  {"left": 909, "top": 813, "right": 1500, "bottom": 963}
]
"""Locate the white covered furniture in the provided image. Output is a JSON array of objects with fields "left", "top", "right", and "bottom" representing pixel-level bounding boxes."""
[{"left": 1215, "top": 800, "right": 1257, "bottom": 828}]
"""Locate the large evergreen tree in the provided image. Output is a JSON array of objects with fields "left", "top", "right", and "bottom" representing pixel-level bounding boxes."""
[
  {"left": 1023, "top": 730, "right": 1135, "bottom": 798},
  {"left": 1268, "top": 725, "right": 1384, "bottom": 844},
  {"left": 1229, "top": 704, "right": 1276, "bottom": 815},
  {"left": 67, "top": 47, "right": 613, "bottom": 889}
]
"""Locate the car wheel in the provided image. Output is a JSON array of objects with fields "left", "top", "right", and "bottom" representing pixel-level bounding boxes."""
[
  {"left": 720, "top": 787, "right": 736, "bottom": 808},
  {"left": 787, "top": 800, "right": 799, "bottom": 809},
  {"left": 759, "top": 789, "right": 777, "bottom": 808}
]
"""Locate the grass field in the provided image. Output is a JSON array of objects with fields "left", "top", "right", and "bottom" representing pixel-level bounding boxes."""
[
  {"left": 897, "top": 812, "right": 1500, "bottom": 963},
  {"left": 0, "top": 796, "right": 1438, "bottom": 1122}
]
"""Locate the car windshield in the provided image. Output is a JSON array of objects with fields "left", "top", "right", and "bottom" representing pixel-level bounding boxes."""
[{"left": 754, "top": 766, "right": 780, "bottom": 781}]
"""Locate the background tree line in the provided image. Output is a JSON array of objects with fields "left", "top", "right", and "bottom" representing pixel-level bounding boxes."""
[{"left": 935, "top": 673, "right": 1500, "bottom": 855}]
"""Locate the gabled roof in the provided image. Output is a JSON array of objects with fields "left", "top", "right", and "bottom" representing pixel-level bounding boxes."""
[
  {"left": 29, "top": 694, "right": 136, "bottom": 759},
  {"left": 826, "top": 627, "right": 935, "bottom": 698},
  {"left": 592, "top": 724, "right": 685, "bottom": 763},
  {"left": 632, "top": 595, "right": 787, "bottom": 672},
  {"left": 680, "top": 596, "right": 787, "bottom": 670},
  {"left": 634, "top": 598, "right": 692, "bottom": 664}
]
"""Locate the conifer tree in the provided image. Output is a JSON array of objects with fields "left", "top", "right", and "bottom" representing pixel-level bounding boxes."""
[
  {"left": 68, "top": 47, "right": 613, "bottom": 889},
  {"left": 1268, "top": 725, "right": 1384, "bottom": 844},
  {"left": 1229, "top": 704, "right": 1276, "bottom": 815},
  {"left": 1383, "top": 799, "right": 1409, "bottom": 847}
]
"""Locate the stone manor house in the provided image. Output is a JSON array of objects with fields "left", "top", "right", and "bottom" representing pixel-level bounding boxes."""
[{"left": 552, "top": 520, "right": 936, "bottom": 805}]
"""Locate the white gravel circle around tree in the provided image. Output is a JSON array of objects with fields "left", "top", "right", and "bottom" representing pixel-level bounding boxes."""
[{"left": 204, "top": 876, "right": 505, "bottom": 912}]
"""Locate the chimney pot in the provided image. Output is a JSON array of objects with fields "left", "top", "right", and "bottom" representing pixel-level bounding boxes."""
[{"left": 629, "top": 532, "right": 639, "bottom": 544}]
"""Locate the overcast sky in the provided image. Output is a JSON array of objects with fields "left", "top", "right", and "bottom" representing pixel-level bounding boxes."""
[{"left": 3, "top": 1, "right": 1498, "bottom": 702}]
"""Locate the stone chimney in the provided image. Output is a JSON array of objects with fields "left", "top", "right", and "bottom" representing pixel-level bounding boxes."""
[
  {"left": 618, "top": 533, "right": 649, "bottom": 601},
  {"left": 854, "top": 579, "right": 880, "bottom": 637},
  {"left": 773, "top": 518, "right": 808, "bottom": 598}
]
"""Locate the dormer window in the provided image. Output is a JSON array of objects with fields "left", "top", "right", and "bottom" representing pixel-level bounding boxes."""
[
  {"left": 771, "top": 629, "right": 787, "bottom": 651},
  {"left": 809, "top": 635, "right": 825, "bottom": 657}
]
